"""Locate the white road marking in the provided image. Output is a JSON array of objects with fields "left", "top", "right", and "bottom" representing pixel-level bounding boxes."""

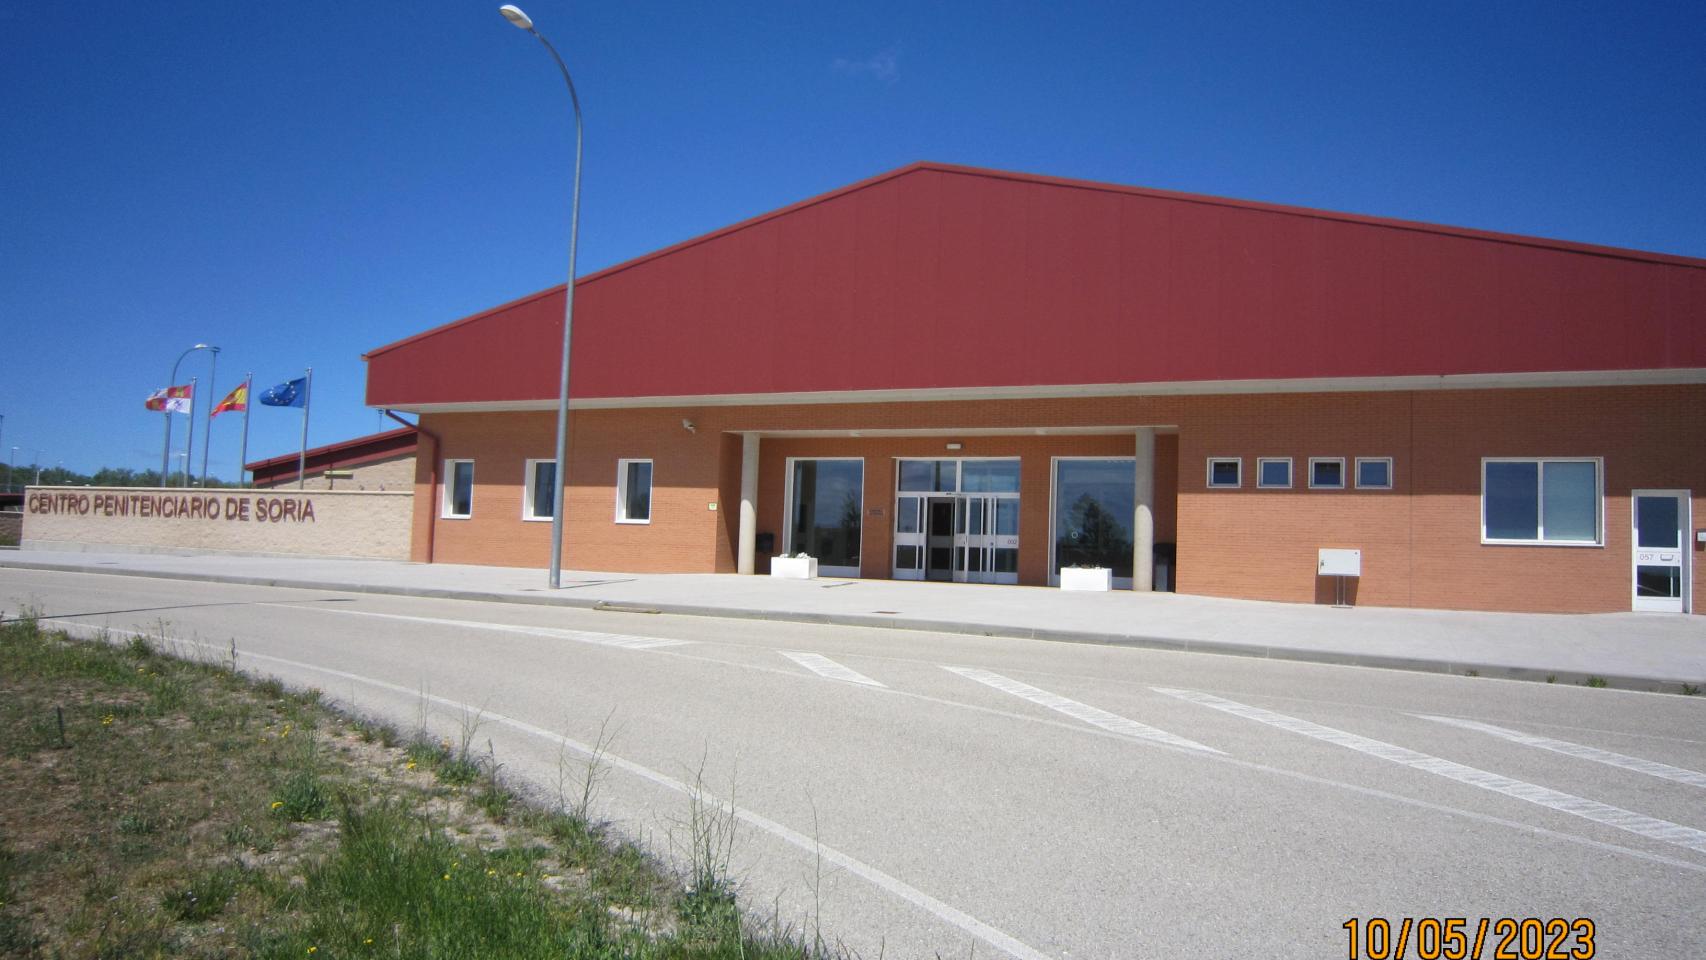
[
  {"left": 780, "top": 651, "right": 886, "bottom": 687},
  {"left": 1419, "top": 715, "right": 1706, "bottom": 790},
  {"left": 263, "top": 604, "right": 692, "bottom": 650},
  {"left": 52, "top": 623, "right": 1050, "bottom": 960},
  {"left": 1156, "top": 687, "right": 1706, "bottom": 855},
  {"left": 947, "top": 667, "right": 1222, "bottom": 754},
  {"left": 42, "top": 617, "right": 1706, "bottom": 882}
]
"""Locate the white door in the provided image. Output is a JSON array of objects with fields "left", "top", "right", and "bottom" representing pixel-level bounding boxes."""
[
  {"left": 1632, "top": 490, "right": 1690, "bottom": 613},
  {"left": 952, "top": 495, "right": 1019, "bottom": 585},
  {"left": 892, "top": 495, "right": 925, "bottom": 580}
]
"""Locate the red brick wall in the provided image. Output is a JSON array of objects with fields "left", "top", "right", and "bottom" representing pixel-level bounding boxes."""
[{"left": 411, "top": 383, "right": 1704, "bottom": 614}]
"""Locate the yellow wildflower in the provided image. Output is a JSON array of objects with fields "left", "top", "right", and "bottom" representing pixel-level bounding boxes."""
[
  {"left": 271, "top": 801, "right": 284, "bottom": 810},
  {"left": 405, "top": 761, "right": 417, "bottom": 770},
  {"left": 101, "top": 715, "right": 114, "bottom": 726},
  {"left": 442, "top": 873, "right": 450, "bottom": 881}
]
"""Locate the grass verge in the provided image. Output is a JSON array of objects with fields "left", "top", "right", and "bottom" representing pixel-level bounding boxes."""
[{"left": 0, "top": 612, "right": 844, "bottom": 958}]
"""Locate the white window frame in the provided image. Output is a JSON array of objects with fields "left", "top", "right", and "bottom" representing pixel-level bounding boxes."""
[
  {"left": 441, "top": 459, "right": 474, "bottom": 519},
  {"left": 1206, "top": 457, "right": 1242, "bottom": 489},
  {"left": 1480, "top": 457, "right": 1603, "bottom": 547},
  {"left": 1355, "top": 457, "right": 1394, "bottom": 490},
  {"left": 522, "top": 458, "right": 555, "bottom": 522},
  {"left": 1256, "top": 457, "right": 1292, "bottom": 489},
  {"left": 1308, "top": 457, "right": 1346, "bottom": 490},
  {"left": 614, "top": 458, "right": 653, "bottom": 525}
]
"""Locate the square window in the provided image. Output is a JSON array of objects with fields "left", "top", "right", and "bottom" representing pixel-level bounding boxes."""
[
  {"left": 1207, "top": 457, "right": 1241, "bottom": 489},
  {"left": 615, "top": 459, "right": 652, "bottom": 523},
  {"left": 442, "top": 459, "right": 474, "bottom": 518},
  {"left": 1257, "top": 458, "right": 1292, "bottom": 489},
  {"left": 1355, "top": 458, "right": 1393, "bottom": 490},
  {"left": 1309, "top": 458, "right": 1345, "bottom": 489},
  {"left": 523, "top": 459, "right": 555, "bottom": 521}
]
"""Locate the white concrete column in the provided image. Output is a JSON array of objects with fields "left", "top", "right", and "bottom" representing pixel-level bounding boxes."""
[
  {"left": 737, "top": 433, "right": 760, "bottom": 574},
  {"left": 1133, "top": 428, "right": 1155, "bottom": 591}
]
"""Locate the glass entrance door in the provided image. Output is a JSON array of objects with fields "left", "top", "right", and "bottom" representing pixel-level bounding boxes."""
[
  {"left": 1632, "top": 490, "right": 1690, "bottom": 613},
  {"left": 953, "top": 495, "right": 1019, "bottom": 584},
  {"left": 894, "top": 458, "right": 1020, "bottom": 585}
]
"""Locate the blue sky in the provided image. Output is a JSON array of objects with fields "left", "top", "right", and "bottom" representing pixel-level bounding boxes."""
[{"left": 3, "top": 1, "right": 1703, "bottom": 478}]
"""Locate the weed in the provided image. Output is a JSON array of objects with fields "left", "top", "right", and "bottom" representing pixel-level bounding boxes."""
[
  {"left": 1682, "top": 683, "right": 1700, "bottom": 697},
  {"left": 677, "top": 753, "right": 741, "bottom": 937},
  {"left": 274, "top": 769, "right": 335, "bottom": 822},
  {"left": 1546, "top": 674, "right": 1557, "bottom": 684},
  {"left": 126, "top": 634, "right": 154, "bottom": 659},
  {"left": 163, "top": 867, "right": 243, "bottom": 921},
  {"left": 1464, "top": 669, "right": 1479, "bottom": 678},
  {"left": 1585, "top": 676, "right": 1609, "bottom": 688},
  {"left": 255, "top": 676, "right": 286, "bottom": 700}
]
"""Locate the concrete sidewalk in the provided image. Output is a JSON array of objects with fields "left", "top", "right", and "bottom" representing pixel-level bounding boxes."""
[{"left": 1, "top": 548, "right": 1702, "bottom": 691}]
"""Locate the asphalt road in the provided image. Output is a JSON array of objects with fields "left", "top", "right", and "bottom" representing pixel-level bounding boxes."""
[{"left": 4, "top": 566, "right": 1704, "bottom": 958}]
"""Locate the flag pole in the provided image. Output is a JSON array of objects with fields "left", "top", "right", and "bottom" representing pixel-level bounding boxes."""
[
  {"left": 183, "top": 377, "right": 198, "bottom": 487},
  {"left": 239, "top": 374, "right": 253, "bottom": 488},
  {"left": 160, "top": 402, "right": 172, "bottom": 487},
  {"left": 297, "top": 367, "right": 312, "bottom": 490}
]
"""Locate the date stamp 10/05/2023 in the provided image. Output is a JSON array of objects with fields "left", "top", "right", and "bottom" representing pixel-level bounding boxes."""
[{"left": 1342, "top": 918, "right": 1595, "bottom": 960}]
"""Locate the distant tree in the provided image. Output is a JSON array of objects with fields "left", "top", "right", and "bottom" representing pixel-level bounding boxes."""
[{"left": 1060, "top": 493, "right": 1132, "bottom": 569}]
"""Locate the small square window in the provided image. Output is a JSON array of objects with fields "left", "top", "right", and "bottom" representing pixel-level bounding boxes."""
[
  {"left": 1207, "top": 457, "right": 1242, "bottom": 489},
  {"left": 523, "top": 459, "right": 555, "bottom": 520},
  {"left": 1309, "top": 458, "right": 1345, "bottom": 489},
  {"left": 1356, "top": 457, "right": 1393, "bottom": 490},
  {"left": 615, "top": 459, "right": 653, "bottom": 523},
  {"left": 1257, "top": 458, "right": 1292, "bottom": 489},
  {"left": 442, "top": 459, "right": 474, "bottom": 518}
]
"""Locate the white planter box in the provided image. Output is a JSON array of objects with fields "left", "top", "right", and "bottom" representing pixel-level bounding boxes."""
[
  {"left": 1060, "top": 567, "right": 1113, "bottom": 591},
  {"left": 770, "top": 556, "right": 819, "bottom": 579}
]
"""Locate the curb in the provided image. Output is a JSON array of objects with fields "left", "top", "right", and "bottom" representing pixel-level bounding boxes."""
[{"left": 1, "top": 557, "right": 1699, "bottom": 695}]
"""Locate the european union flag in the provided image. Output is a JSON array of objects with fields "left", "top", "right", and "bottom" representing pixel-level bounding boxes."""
[{"left": 259, "top": 377, "right": 308, "bottom": 408}]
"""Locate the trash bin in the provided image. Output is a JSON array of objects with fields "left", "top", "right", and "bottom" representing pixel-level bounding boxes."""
[
  {"left": 756, "top": 532, "right": 775, "bottom": 556},
  {"left": 1153, "top": 542, "right": 1176, "bottom": 592}
]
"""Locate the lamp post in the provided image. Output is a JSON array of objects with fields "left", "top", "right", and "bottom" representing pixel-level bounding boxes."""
[
  {"left": 8, "top": 446, "right": 17, "bottom": 492},
  {"left": 199, "top": 346, "right": 221, "bottom": 486},
  {"left": 499, "top": 4, "right": 584, "bottom": 590},
  {"left": 162, "top": 343, "right": 217, "bottom": 486}
]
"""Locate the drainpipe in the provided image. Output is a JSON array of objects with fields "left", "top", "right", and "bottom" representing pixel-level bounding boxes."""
[{"left": 383, "top": 410, "right": 438, "bottom": 564}]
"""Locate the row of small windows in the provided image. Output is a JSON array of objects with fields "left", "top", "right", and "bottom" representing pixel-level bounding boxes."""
[
  {"left": 1206, "top": 457, "right": 1392, "bottom": 491},
  {"left": 440, "top": 458, "right": 653, "bottom": 524}
]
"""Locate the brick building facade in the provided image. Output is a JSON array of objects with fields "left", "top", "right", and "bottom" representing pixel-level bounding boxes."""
[{"left": 365, "top": 163, "right": 1705, "bottom": 615}]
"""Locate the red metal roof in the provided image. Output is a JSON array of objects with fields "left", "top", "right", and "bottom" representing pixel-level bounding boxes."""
[
  {"left": 247, "top": 426, "right": 417, "bottom": 484},
  {"left": 364, "top": 162, "right": 1706, "bottom": 407}
]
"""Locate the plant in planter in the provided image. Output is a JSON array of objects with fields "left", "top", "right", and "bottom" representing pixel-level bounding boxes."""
[
  {"left": 770, "top": 552, "right": 819, "bottom": 579},
  {"left": 1059, "top": 563, "right": 1113, "bottom": 591}
]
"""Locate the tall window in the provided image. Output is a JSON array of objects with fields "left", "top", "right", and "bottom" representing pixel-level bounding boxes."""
[
  {"left": 1482, "top": 458, "right": 1600, "bottom": 544},
  {"left": 523, "top": 459, "right": 555, "bottom": 521},
  {"left": 615, "top": 459, "right": 652, "bottom": 523},
  {"left": 442, "top": 460, "right": 474, "bottom": 518},
  {"left": 1053, "top": 458, "right": 1136, "bottom": 587},
  {"left": 787, "top": 458, "right": 864, "bottom": 575}
]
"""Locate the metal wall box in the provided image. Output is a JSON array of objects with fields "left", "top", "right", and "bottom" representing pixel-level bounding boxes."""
[{"left": 1318, "top": 548, "right": 1362, "bottom": 577}]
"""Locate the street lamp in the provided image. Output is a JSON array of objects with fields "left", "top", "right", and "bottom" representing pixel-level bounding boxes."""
[
  {"left": 200, "top": 346, "right": 221, "bottom": 486},
  {"left": 8, "top": 446, "right": 17, "bottom": 492},
  {"left": 162, "top": 343, "right": 217, "bottom": 487},
  {"left": 499, "top": 4, "right": 584, "bottom": 590}
]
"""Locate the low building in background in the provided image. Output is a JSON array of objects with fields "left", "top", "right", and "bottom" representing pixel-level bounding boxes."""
[
  {"left": 361, "top": 162, "right": 1704, "bottom": 615},
  {"left": 247, "top": 427, "right": 417, "bottom": 491}
]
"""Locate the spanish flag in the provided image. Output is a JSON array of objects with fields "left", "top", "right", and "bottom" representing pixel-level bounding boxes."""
[{"left": 211, "top": 382, "right": 248, "bottom": 418}]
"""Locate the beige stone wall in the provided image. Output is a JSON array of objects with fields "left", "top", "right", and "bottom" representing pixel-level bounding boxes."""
[
  {"left": 256, "top": 454, "right": 416, "bottom": 492},
  {"left": 21, "top": 487, "right": 412, "bottom": 560}
]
